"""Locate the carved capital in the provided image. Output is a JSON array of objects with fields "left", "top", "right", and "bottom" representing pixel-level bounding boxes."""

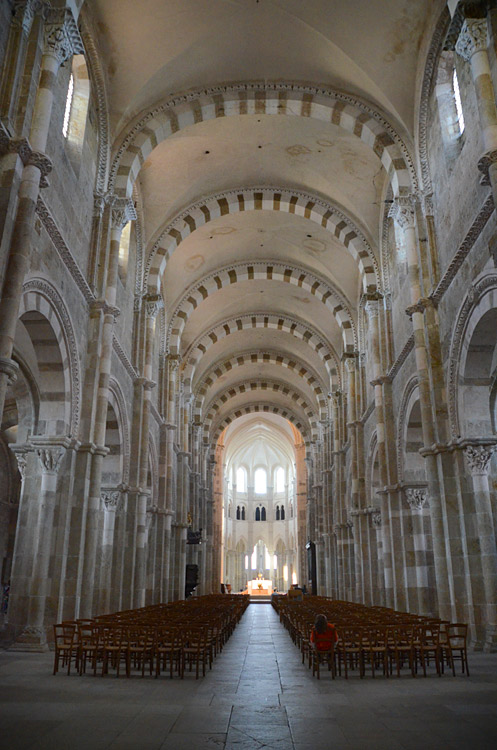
[
  {"left": 421, "top": 192, "right": 434, "bottom": 218},
  {"left": 389, "top": 196, "right": 415, "bottom": 231},
  {"left": 10, "top": 445, "right": 32, "bottom": 480},
  {"left": 143, "top": 293, "right": 164, "bottom": 320},
  {"left": 44, "top": 8, "right": 84, "bottom": 65},
  {"left": 13, "top": 0, "right": 47, "bottom": 34},
  {"left": 101, "top": 489, "right": 121, "bottom": 512},
  {"left": 93, "top": 192, "right": 105, "bottom": 218},
  {"left": 371, "top": 511, "right": 382, "bottom": 528},
  {"left": 405, "top": 487, "right": 429, "bottom": 510},
  {"left": 464, "top": 444, "right": 496, "bottom": 475},
  {"left": 107, "top": 195, "right": 136, "bottom": 231},
  {"left": 35, "top": 446, "right": 65, "bottom": 474},
  {"left": 456, "top": 18, "right": 488, "bottom": 61}
]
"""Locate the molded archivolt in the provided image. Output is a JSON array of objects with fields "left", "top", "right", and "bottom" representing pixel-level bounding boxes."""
[
  {"left": 168, "top": 261, "right": 356, "bottom": 353},
  {"left": 194, "top": 350, "right": 328, "bottom": 418},
  {"left": 146, "top": 188, "right": 379, "bottom": 293},
  {"left": 448, "top": 273, "right": 497, "bottom": 438},
  {"left": 209, "top": 402, "right": 312, "bottom": 446},
  {"left": 182, "top": 313, "right": 340, "bottom": 388},
  {"left": 110, "top": 83, "right": 415, "bottom": 200},
  {"left": 19, "top": 279, "right": 81, "bottom": 438},
  {"left": 202, "top": 379, "right": 320, "bottom": 439},
  {"left": 108, "top": 377, "right": 131, "bottom": 484}
]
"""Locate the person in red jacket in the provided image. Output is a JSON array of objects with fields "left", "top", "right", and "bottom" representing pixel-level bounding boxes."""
[{"left": 310, "top": 614, "right": 338, "bottom": 651}]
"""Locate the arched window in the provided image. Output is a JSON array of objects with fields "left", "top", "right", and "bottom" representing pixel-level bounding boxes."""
[
  {"left": 453, "top": 67, "right": 465, "bottom": 135},
  {"left": 275, "top": 505, "right": 280, "bottom": 521},
  {"left": 275, "top": 466, "right": 285, "bottom": 493},
  {"left": 261, "top": 506, "right": 266, "bottom": 521},
  {"left": 118, "top": 221, "right": 131, "bottom": 283},
  {"left": 255, "top": 506, "right": 260, "bottom": 522},
  {"left": 236, "top": 506, "right": 240, "bottom": 520},
  {"left": 236, "top": 466, "right": 247, "bottom": 492},
  {"left": 62, "top": 55, "right": 90, "bottom": 168},
  {"left": 241, "top": 506, "right": 245, "bottom": 520},
  {"left": 254, "top": 468, "right": 266, "bottom": 494},
  {"left": 280, "top": 504, "right": 285, "bottom": 520}
]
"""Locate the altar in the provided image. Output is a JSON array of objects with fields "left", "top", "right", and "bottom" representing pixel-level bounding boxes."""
[{"left": 247, "top": 579, "right": 273, "bottom": 596}]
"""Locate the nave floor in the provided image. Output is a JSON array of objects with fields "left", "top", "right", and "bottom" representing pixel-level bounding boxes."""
[{"left": 1, "top": 604, "right": 497, "bottom": 750}]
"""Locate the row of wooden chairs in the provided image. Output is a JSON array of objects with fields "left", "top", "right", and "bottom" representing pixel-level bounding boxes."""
[
  {"left": 53, "top": 594, "right": 249, "bottom": 679},
  {"left": 273, "top": 596, "right": 470, "bottom": 679}
]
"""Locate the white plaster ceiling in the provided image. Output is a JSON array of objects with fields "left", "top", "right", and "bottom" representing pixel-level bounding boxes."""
[{"left": 92, "top": 0, "right": 439, "bottom": 137}]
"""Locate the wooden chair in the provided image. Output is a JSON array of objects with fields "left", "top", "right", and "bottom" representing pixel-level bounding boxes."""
[
  {"left": 78, "top": 623, "right": 99, "bottom": 676},
  {"left": 53, "top": 623, "right": 78, "bottom": 676},
  {"left": 100, "top": 624, "right": 127, "bottom": 677},
  {"left": 361, "top": 626, "right": 389, "bottom": 678},
  {"left": 311, "top": 642, "right": 336, "bottom": 679},
  {"left": 155, "top": 625, "right": 183, "bottom": 678},
  {"left": 388, "top": 624, "right": 415, "bottom": 677},
  {"left": 126, "top": 625, "right": 155, "bottom": 677},
  {"left": 446, "top": 624, "right": 470, "bottom": 676},
  {"left": 415, "top": 624, "right": 441, "bottom": 677},
  {"left": 182, "top": 625, "right": 210, "bottom": 679},
  {"left": 336, "top": 626, "right": 364, "bottom": 679}
]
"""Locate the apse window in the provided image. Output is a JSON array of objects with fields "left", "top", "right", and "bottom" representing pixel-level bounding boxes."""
[
  {"left": 236, "top": 466, "right": 247, "bottom": 492},
  {"left": 254, "top": 468, "right": 267, "bottom": 494},
  {"left": 275, "top": 466, "right": 285, "bottom": 493}
]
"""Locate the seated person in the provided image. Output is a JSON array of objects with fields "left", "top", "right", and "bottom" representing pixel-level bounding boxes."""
[{"left": 310, "top": 614, "right": 338, "bottom": 651}]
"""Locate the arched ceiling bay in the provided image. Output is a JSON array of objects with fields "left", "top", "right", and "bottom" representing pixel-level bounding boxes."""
[
  {"left": 139, "top": 115, "right": 385, "bottom": 245},
  {"left": 173, "top": 276, "right": 347, "bottom": 356},
  {"left": 161, "top": 210, "right": 362, "bottom": 312},
  {"left": 92, "top": 0, "right": 438, "bottom": 137}
]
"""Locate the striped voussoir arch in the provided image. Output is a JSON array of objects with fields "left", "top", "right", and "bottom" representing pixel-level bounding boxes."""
[
  {"left": 111, "top": 83, "right": 414, "bottom": 201},
  {"left": 208, "top": 401, "right": 313, "bottom": 447},
  {"left": 168, "top": 261, "right": 355, "bottom": 353},
  {"left": 182, "top": 313, "right": 340, "bottom": 388},
  {"left": 202, "top": 379, "right": 319, "bottom": 440},
  {"left": 146, "top": 188, "right": 379, "bottom": 292},
  {"left": 19, "top": 279, "right": 80, "bottom": 437},
  {"left": 193, "top": 350, "right": 329, "bottom": 419}
]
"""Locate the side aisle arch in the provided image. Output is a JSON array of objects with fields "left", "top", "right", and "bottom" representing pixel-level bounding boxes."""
[
  {"left": 194, "top": 350, "right": 328, "bottom": 418},
  {"left": 110, "top": 83, "right": 416, "bottom": 200},
  {"left": 146, "top": 188, "right": 379, "bottom": 292},
  {"left": 168, "top": 261, "right": 356, "bottom": 353},
  {"left": 19, "top": 278, "right": 81, "bottom": 437},
  {"left": 181, "top": 313, "right": 341, "bottom": 389}
]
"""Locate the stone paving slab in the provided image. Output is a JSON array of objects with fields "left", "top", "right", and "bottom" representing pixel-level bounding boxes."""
[{"left": 1, "top": 603, "right": 497, "bottom": 749}]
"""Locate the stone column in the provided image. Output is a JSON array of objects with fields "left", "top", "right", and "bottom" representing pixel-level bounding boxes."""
[
  {"left": 98, "top": 488, "right": 121, "bottom": 614},
  {"left": 371, "top": 510, "right": 385, "bottom": 605},
  {"left": 463, "top": 442, "right": 497, "bottom": 650},
  {"left": 390, "top": 196, "right": 451, "bottom": 619},
  {"left": 0, "top": 9, "right": 82, "bottom": 424},
  {"left": 405, "top": 487, "right": 431, "bottom": 615},
  {"left": 12, "top": 439, "right": 67, "bottom": 650},
  {"left": 456, "top": 16, "right": 497, "bottom": 205}
]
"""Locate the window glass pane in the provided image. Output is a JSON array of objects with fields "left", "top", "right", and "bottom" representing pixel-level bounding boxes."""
[
  {"left": 254, "top": 468, "right": 266, "bottom": 494},
  {"left": 236, "top": 467, "right": 246, "bottom": 492},
  {"left": 453, "top": 68, "right": 465, "bottom": 134},
  {"left": 275, "top": 467, "right": 285, "bottom": 492}
]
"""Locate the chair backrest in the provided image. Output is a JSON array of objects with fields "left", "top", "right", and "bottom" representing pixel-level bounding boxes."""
[{"left": 54, "top": 623, "right": 76, "bottom": 646}]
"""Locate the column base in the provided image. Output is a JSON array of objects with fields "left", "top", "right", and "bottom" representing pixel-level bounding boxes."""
[
  {"left": 9, "top": 626, "right": 49, "bottom": 652},
  {"left": 484, "top": 624, "right": 497, "bottom": 653}
]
